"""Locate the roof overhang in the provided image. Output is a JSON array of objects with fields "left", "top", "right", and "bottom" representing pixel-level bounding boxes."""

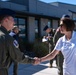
[{"left": 16, "top": 11, "right": 60, "bottom": 20}]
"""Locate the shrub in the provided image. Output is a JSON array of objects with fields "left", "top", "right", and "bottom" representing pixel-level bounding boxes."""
[{"left": 33, "top": 41, "right": 49, "bottom": 57}]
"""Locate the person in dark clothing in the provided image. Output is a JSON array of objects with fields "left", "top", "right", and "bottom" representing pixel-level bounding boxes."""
[
  {"left": 53, "top": 14, "right": 71, "bottom": 75},
  {"left": 43, "top": 25, "right": 56, "bottom": 68},
  {"left": 10, "top": 26, "right": 19, "bottom": 41},
  {"left": 53, "top": 27, "right": 64, "bottom": 75},
  {"left": 9, "top": 26, "right": 20, "bottom": 75},
  {"left": 0, "top": 8, "right": 38, "bottom": 75},
  {"left": 9, "top": 26, "right": 19, "bottom": 46}
]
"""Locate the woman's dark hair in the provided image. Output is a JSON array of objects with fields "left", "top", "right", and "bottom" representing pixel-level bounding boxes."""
[{"left": 60, "top": 19, "right": 75, "bottom": 31}]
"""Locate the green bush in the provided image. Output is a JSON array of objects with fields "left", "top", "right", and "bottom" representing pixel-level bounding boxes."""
[
  {"left": 25, "top": 42, "right": 34, "bottom": 51},
  {"left": 33, "top": 41, "right": 49, "bottom": 57}
]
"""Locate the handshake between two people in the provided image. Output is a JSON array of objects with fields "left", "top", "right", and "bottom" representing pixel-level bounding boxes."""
[
  {"left": 29, "top": 50, "right": 56, "bottom": 65},
  {"left": 33, "top": 57, "right": 43, "bottom": 65}
]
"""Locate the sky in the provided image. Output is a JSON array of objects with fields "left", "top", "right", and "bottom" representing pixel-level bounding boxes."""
[{"left": 39, "top": 0, "right": 76, "bottom": 5}]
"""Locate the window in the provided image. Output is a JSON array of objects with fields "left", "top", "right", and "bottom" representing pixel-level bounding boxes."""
[
  {"left": 48, "top": 20, "right": 52, "bottom": 28},
  {"left": 14, "top": 17, "right": 27, "bottom": 40},
  {"left": 35, "top": 19, "right": 40, "bottom": 38},
  {"left": 18, "top": 18, "right": 26, "bottom": 38}
]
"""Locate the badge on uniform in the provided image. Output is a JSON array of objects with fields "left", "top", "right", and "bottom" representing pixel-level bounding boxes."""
[{"left": 13, "top": 40, "right": 19, "bottom": 48}]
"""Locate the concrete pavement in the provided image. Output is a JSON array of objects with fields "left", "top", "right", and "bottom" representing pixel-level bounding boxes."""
[{"left": 9, "top": 60, "right": 58, "bottom": 75}]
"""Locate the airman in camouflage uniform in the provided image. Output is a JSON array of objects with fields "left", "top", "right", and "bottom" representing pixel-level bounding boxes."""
[
  {"left": 0, "top": 8, "right": 37, "bottom": 75},
  {"left": 43, "top": 25, "right": 55, "bottom": 67}
]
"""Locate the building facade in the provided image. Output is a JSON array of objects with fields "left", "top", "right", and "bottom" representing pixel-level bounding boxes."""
[{"left": 0, "top": 0, "right": 76, "bottom": 42}]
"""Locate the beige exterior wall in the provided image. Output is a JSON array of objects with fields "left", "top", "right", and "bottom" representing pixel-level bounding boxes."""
[
  {"left": 27, "top": 17, "right": 60, "bottom": 42},
  {"left": 72, "top": 13, "right": 76, "bottom": 30},
  {"left": 52, "top": 20, "right": 59, "bottom": 29},
  {"left": 72, "top": 13, "right": 76, "bottom": 20},
  {"left": 1, "top": 1, "right": 76, "bottom": 43},
  {"left": 27, "top": 17, "right": 35, "bottom": 42}
]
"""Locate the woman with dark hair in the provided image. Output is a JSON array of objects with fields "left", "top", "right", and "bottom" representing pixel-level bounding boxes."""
[{"left": 38, "top": 19, "right": 76, "bottom": 75}]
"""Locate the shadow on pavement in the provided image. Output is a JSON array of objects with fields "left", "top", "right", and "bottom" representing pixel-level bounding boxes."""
[{"left": 9, "top": 61, "right": 49, "bottom": 75}]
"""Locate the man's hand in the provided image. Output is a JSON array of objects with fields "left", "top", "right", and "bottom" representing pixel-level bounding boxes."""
[{"left": 33, "top": 57, "right": 41, "bottom": 65}]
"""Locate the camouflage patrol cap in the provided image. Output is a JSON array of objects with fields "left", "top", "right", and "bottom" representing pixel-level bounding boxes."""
[
  {"left": 0, "top": 8, "right": 15, "bottom": 18},
  {"left": 43, "top": 25, "right": 49, "bottom": 31}
]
